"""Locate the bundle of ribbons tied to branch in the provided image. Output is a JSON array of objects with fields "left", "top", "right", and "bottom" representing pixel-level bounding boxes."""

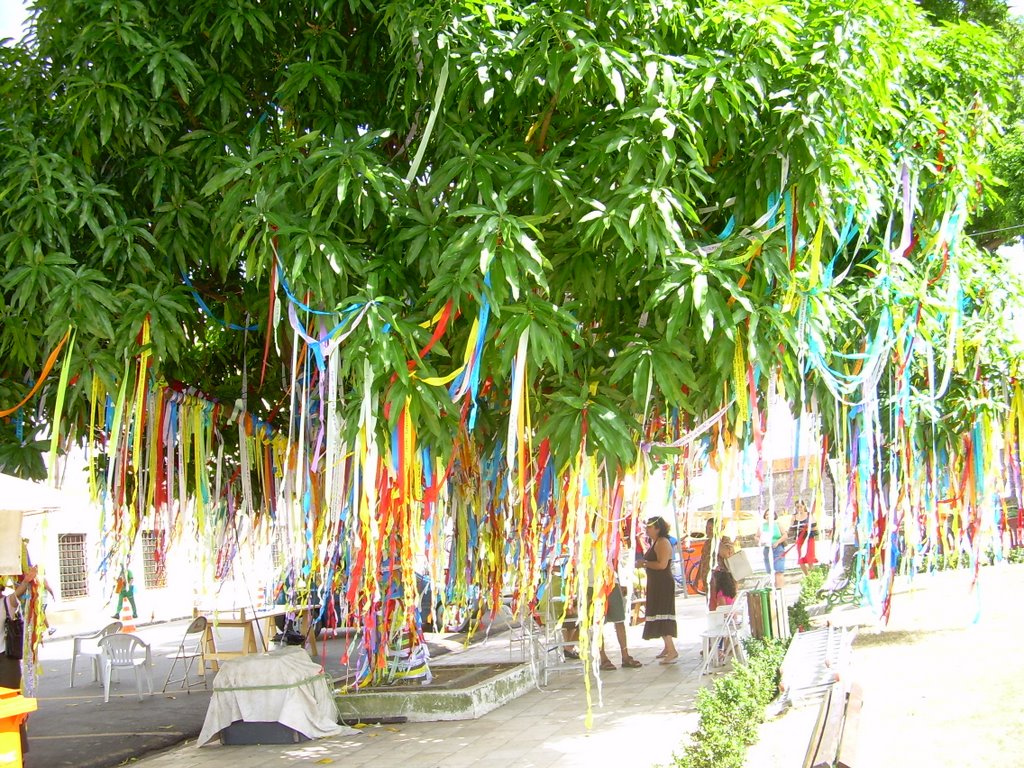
[{"left": 7, "top": 167, "right": 1023, "bottom": 694}]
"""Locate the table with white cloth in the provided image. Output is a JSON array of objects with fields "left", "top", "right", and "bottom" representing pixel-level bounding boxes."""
[{"left": 197, "top": 646, "right": 357, "bottom": 746}]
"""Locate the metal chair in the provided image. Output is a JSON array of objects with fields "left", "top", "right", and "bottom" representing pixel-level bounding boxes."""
[
  {"left": 499, "top": 594, "right": 546, "bottom": 663},
  {"left": 536, "top": 583, "right": 583, "bottom": 685},
  {"left": 69, "top": 621, "right": 122, "bottom": 687},
  {"left": 162, "top": 616, "right": 209, "bottom": 693},
  {"left": 699, "top": 591, "right": 749, "bottom": 676},
  {"left": 97, "top": 633, "right": 153, "bottom": 702}
]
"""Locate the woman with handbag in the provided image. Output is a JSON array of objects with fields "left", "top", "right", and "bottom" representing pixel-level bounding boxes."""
[{"left": 2, "top": 565, "right": 37, "bottom": 756}]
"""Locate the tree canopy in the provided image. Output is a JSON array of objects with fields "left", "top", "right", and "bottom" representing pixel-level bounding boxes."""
[
  {"left": 916, "top": 0, "right": 1024, "bottom": 250},
  {"left": 1, "top": 1, "right": 1022, "bottom": 647},
  {"left": 2, "top": 0, "right": 1016, "bottom": 464}
]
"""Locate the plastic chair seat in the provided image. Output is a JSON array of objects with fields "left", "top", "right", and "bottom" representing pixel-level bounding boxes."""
[
  {"left": 69, "top": 621, "right": 122, "bottom": 687},
  {"left": 97, "top": 633, "right": 153, "bottom": 703}
]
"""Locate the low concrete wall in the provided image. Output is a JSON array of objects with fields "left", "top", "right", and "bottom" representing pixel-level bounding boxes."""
[{"left": 335, "top": 662, "right": 535, "bottom": 723}]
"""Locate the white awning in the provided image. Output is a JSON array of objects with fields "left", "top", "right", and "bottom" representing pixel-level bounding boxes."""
[
  {"left": 0, "top": 472, "right": 68, "bottom": 515},
  {"left": 0, "top": 473, "right": 69, "bottom": 575}
]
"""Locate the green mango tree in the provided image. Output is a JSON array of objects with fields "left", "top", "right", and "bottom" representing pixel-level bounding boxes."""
[{"left": 0, "top": 0, "right": 1017, "bottom": 485}]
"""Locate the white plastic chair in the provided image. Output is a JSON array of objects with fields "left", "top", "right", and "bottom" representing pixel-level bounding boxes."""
[
  {"left": 97, "top": 633, "right": 153, "bottom": 702},
  {"left": 699, "top": 593, "right": 749, "bottom": 676},
  {"left": 162, "top": 616, "right": 209, "bottom": 693},
  {"left": 69, "top": 621, "right": 122, "bottom": 687}
]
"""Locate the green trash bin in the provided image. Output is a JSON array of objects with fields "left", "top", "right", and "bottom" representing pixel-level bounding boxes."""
[
  {"left": 746, "top": 588, "right": 791, "bottom": 641},
  {"left": 746, "top": 589, "right": 772, "bottom": 639}
]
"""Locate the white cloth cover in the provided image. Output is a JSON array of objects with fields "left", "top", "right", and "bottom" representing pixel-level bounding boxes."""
[{"left": 198, "top": 646, "right": 357, "bottom": 746}]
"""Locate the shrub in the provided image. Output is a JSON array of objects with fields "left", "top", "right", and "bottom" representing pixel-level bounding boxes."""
[
  {"left": 788, "top": 599, "right": 811, "bottom": 633},
  {"left": 798, "top": 565, "right": 828, "bottom": 604},
  {"left": 788, "top": 565, "right": 827, "bottom": 632},
  {"left": 672, "top": 638, "right": 788, "bottom": 768}
]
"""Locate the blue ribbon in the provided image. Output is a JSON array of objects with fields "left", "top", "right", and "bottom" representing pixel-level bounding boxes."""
[{"left": 181, "top": 273, "right": 259, "bottom": 331}]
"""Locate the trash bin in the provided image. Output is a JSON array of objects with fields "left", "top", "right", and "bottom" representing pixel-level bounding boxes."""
[
  {"left": 746, "top": 588, "right": 791, "bottom": 641},
  {"left": 197, "top": 647, "right": 346, "bottom": 747},
  {"left": 746, "top": 589, "right": 771, "bottom": 639},
  {"left": 0, "top": 686, "right": 36, "bottom": 768},
  {"left": 220, "top": 720, "right": 310, "bottom": 745}
]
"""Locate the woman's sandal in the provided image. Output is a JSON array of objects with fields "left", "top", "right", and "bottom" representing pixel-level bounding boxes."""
[
  {"left": 600, "top": 660, "right": 617, "bottom": 671},
  {"left": 621, "top": 657, "right": 642, "bottom": 668}
]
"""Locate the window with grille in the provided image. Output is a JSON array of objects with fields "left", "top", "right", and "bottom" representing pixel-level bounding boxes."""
[
  {"left": 141, "top": 530, "right": 167, "bottom": 589},
  {"left": 57, "top": 534, "right": 89, "bottom": 600}
]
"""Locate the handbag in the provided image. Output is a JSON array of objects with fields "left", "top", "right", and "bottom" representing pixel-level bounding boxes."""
[{"left": 3, "top": 599, "right": 24, "bottom": 660}]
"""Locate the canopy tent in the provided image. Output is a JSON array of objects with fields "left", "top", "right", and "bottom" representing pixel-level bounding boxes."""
[{"left": 0, "top": 473, "right": 66, "bottom": 575}]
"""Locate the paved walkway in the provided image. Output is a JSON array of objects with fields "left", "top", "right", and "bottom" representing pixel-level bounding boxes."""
[
  {"left": 65, "top": 587, "right": 764, "bottom": 768},
  {"left": 23, "top": 578, "right": 821, "bottom": 768},
  {"left": 26, "top": 563, "right": 1024, "bottom": 768}
]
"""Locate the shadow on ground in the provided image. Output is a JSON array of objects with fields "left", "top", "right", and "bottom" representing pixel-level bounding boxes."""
[{"left": 24, "top": 621, "right": 473, "bottom": 768}]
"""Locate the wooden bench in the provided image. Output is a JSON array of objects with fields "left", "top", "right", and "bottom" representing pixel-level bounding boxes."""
[
  {"left": 629, "top": 595, "right": 646, "bottom": 624},
  {"left": 779, "top": 625, "right": 855, "bottom": 706},
  {"left": 803, "top": 679, "right": 863, "bottom": 768}
]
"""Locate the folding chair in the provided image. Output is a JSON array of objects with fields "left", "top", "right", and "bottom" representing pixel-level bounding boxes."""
[
  {"left": 699, "top": 593, "right": 748, "bottom": 676},
  {"left": 97, "top": 633, "right": 153, "bottom": 703},
  {"left": 70, "top": 621, "right": 122, "bottom": 687},
  {"left": 496, "top": 595, "right": 533, "bottom": 661},
  {"left": 162, "top": 616, "right": 209, "bottom": 693},
  {"left": 535, "top": 583, "right": 584, "bottom": 685}
]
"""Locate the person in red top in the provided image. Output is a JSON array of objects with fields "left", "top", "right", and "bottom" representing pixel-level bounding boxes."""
[
  {"left": 708, "top": 540, "right": 737, "bottom": 611},
  {"left": 789, "top": 500, "right": 817, "bottom": 576}
]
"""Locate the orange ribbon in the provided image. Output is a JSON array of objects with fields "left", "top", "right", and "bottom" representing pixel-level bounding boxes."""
[{"left": 0, "top": 328, "right": 72, "bottom": 418}]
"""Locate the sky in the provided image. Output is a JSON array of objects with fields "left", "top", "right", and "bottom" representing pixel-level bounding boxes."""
[{"left": 0, "top": 0, "right": 27, "bottom": 42}]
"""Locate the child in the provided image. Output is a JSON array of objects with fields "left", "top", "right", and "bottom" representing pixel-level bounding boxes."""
[
  {"left": 112, "top": 567, "right": 137, "bottom": 619},
  {"left": 708, "top": 540, "right": 737, "bottom": 611}
]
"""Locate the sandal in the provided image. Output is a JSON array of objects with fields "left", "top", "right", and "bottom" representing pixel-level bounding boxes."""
[
  {"left": 563, "top": 648, "right": 580, "bottom": 660},
  {"left": 600, "top": 660, "right": 617, "bottom": 671},
  {"left": 621, "top": 657, "right": 642, "bottom": 668}
]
